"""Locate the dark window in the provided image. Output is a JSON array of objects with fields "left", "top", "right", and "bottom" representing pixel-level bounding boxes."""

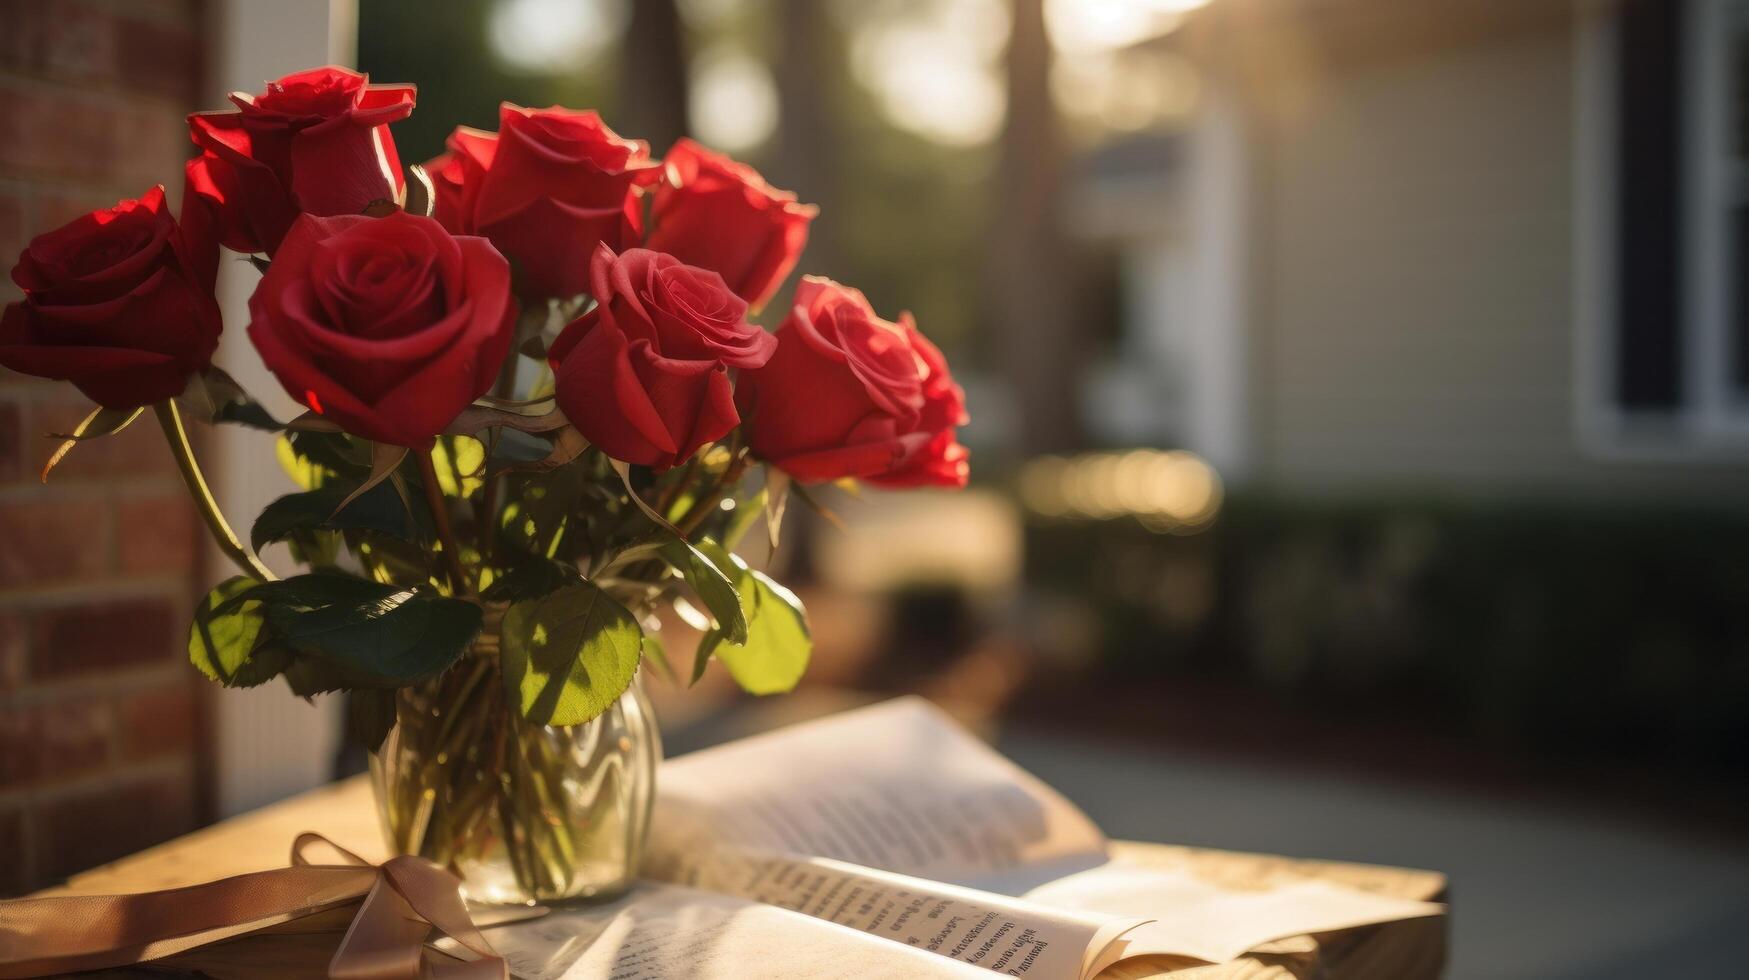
[{"left": 1614, "top": 0, "right": 1687, "bottom": 411}]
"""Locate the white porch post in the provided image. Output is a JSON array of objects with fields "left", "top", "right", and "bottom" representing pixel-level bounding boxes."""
[{"left": 203, "top": 0, "right": 359, "bottom": 817}]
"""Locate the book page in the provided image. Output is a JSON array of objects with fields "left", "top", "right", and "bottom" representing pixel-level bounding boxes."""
[
  {"left": 1023, "top": 860, "right": 1444, "bottom": 965},
  {"left": 480, "top": 881, "right": 998, "bottom": 979},
  {"left": 655, "top": 849, "right": 1145, "bottom": 979},
  {"left": 649, "top": 697, "right": 1108, "bottom": 891}
]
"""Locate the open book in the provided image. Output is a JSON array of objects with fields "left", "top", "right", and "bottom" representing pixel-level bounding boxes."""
[{"left": 479, "top": 697, "right": 1441, "bottom": 979}]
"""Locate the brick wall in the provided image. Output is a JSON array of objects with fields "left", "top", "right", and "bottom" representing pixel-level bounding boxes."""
[{"left": 0, "top": 0, "right": 212, "bottom": 894}]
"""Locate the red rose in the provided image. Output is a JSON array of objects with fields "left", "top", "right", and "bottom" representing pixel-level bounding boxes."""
[
  {"left": 871, "top": 328, "right": 970, "bottom": 488},
  {"left": 424, "top": 126, "right": 495, "bottom": 235},
  {"left": 549, "top": 245, "right": 775, "bottom": 468},
  {"left": 423, "top": 105, "right": 660, "bottom": 300},
  {"left": 184, "top": 66, "right": 415, "bottom": 256},
  {"left": 737, "top": 277, "right": 968, "bottom": 488},
  {"left": 0, "top": 186, "right": 221, "bottom": 409},
  {"left": 246, "top": 211, "right": 514, "bottom": 448},
  {"left": 645, "top": 139, "right": 816, "bottom": 310}
]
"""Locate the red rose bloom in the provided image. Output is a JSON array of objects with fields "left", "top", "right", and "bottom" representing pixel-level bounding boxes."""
[
  {"left": 246, "top": 211, "right": 514, "bottom": 448},
  {"left": 549, "top": 245, "right": 775, "bottom": 469},
  {"left": 0, "top": 187, "right": 221, "bottom": 409},
  {"left": 737, "top": 277, "right": 968, "bottom": 488},
  {"left": 645, "top": 139, "right": 816, "bottom": 311},
  {"left": 184, "top": 66, "right": 415, "bottom": 256},
  {"left": 423, "top": 105, "right": 660, "bottom": 300}
]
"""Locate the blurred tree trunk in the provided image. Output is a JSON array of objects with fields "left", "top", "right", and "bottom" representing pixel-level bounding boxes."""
[
  {"left": 619, "top": 0, "right": 689, "bottom": 155},
  {"left": 773, "top": 0, "right": 842, "bottom": 278},
  {"left": 986, "top": 0, "right": 1082, "bottom": 452}
]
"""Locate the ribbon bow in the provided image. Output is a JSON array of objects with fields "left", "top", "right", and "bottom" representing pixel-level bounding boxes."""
[{"left": 0, "top": 834, "right": 509, "bottom": 979}]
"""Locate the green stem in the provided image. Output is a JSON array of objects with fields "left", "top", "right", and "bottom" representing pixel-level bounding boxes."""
[
  {"left": 418, "top": 450, "right": 472, "bottom": 595},
  {"left": 675, "top": 450, "right": 751, "bottom": 538},
  {"left": 153, "top": 400, "right": 275, "bottom": 582}
]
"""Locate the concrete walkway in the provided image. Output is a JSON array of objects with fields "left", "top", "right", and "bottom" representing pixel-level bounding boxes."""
[{"left": 999, "top": 728, "right": 1749, "bottom": 980}]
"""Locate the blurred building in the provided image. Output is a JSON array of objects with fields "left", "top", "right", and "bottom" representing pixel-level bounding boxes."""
[
  {"left": 1078, "top": 0, "right": 1749, "bottom": 506},
  {"left": 0, "top": 0, "right": 216, "bottom": 895}
]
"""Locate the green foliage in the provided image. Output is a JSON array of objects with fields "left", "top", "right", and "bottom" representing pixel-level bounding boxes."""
[
  {"left": 347, "top": 689, "right": 399, "bottom": 753},
  {"left": 277, "top": 430, "right": 370, "bottom": 489},
  {"left": 41, "top": 405, "right": 144, "bottom": 481},
  {"left": 188, "top": 577, "right": 287, "bottom": 687},
  {"left": 244, "top": 575, "right": 482, "bottom": 686},
  {"left": 177, "top": 366, "right": 281, "bottom": 430},
  {"left": 252, "top": 480, "right": 429, "bottom": 552},
  {"left": 691, "top": 540, "right": 811, "bottom": 695},
  {"left": 501, "top": 582, "right": 643, "bottom": 726},
  {"left": 429, "top": 435, "right": 486, "bottom": 497},
  {"left": 481, "top": 555, "right": 582, "bottom": 602},
  {"left": 657, "top": 535, "right": 748, "bottom": 645},
  {"left": 723, "top": 488, "right": 767, "bottom": 551},
  {"left": 641, "top": 631, "right": 676, "bottom": 683},
  {"left": 192, "top": 573, "right": 482, "bottom": 696}
]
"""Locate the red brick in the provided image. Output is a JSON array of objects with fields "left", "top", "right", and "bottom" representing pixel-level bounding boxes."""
[
  {"left": 0, "top": 695, "right": 114, "bottom": 789},
  {"left": 116, "top": 680, "right": 197, "bottom": 762},
  {"left": 0, "top": 191, "right": 22, "bottom": 300},
  {"left": 0, "top": 499, "right": 111, "bottom": 587},
  {"left": 28, "top": 394, "right": 177, "bottom": 483},
  {"left": 0, "top": 806, "right": 24, "bottom": 894},
  {"left": 0, "top": 398, "right": 21, "bottom": 484},
  {"left": 28, "top": 598, "right": 175, "bottom": 679},
  {"left": 117, "top": 495, "right": 197, "bottom": 575},
  {"left": 0, "top": 612, "right": 23, "bottom": 692},
  {"left": 34, "top": 768, "right": 196, "bottom": 879},
  {"left": 0, "top": 710, "right": 31, "bottom": 787},
  {"left": 0, "top": 82, "right": 187, "bottom": 189},
  {"left": 0, "top": 1, "right": 201, "bottom": 103}
]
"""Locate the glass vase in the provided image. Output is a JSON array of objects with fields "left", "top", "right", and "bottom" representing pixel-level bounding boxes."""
[{"left": 368, "top": 640, "right": 660, "bottom": 905}]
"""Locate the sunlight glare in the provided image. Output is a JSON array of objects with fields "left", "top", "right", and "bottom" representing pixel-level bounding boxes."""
[
  {"left": 1045, "top": 0, "right": 1209, "bottom": 54},
  {"left": 690, "top": 46, "right": 780, "bottom": 153},
  {"left": 489, "top": 0, "right": 628, "bottom": 74},
  {"left": 848, "top": 0, "right": 1010, "bottom": 147}
]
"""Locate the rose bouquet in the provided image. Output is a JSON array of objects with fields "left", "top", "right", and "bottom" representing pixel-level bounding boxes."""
[{"left": 0, "top": 67, "right": 968, "bottom": 903}]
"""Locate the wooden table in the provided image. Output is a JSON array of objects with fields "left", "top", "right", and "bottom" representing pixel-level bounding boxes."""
[{"left": 45, "top": 777, "right": 1447, "bottom": 979}]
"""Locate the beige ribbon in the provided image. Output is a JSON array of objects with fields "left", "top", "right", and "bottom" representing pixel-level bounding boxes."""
[{"left": 0, "top": 834, "right": 508, "bottom": 979}]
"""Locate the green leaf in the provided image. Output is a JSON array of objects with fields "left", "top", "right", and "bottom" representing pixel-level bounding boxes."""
[
  {"left": 691, "top": 540, "right": 811, "bottom": 695},
  {"left": 277, "top": 430, "right": 369, "bottom": 490},
  {"left": 241, "top": 573, "right": 482, "bottom": 688},
  {"left": 724, "top": 488, "right": 767, "bottom": 551},
  {"left": 486, "top": 428, "right": 556, "bottom": 465},
  {"left": 502, "top": 582, "right": 642, "bottom": 726},
  {"left": 177, "top": 366, "right": 282, "bottom": 430},
  {"left": 642, "top": 631, "right": 677, "bottom": 684},
  {"left": 346, "top": 688, "right": 399, "bottom": 753},
  {"left": 429, "top": 435, "right": 486, "bottom": 497},
  {"left": 481, "top": 556, "right": 581, "bottom": 602},
  {"left": 252, "top": 480, "right": 427, "bottom": 552},
  {"left": 656, "top": 535, "right": 748, "bottom": 645},
  {"left": 188, "top": 577, "right": 288, "bottom": 688},
  {"left": 41, "top": 405, "right": 144, "bottom": 481}
]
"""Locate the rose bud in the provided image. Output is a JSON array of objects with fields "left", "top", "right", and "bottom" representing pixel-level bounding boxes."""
[
  {"left": 549, "top": 245, "right": 776, "bottom": 469},
  {"left": 423, "top": 105, "right": 660, "bottom": 300},
  {"left": 246, "top": 211, "right": 515, "bottom": 449},
  {"left": 0, "top": 186, "right": 221, "bottom": 409},
  {"left": 184, "top": 66, "right": 416, "bottom": 256},
  {"left": 737, "top": 277, "right": 969, "bottom": 488},
  {"left": 645, "top": 139, "right": 817, "bottom": 311}
]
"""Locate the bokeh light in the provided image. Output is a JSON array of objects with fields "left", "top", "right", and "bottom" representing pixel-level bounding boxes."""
[
  {"left": 690, "top": 46, "right": 780, "bottom": 153},
  {"left": 488, "top": 0, "right": 628, "bottom": 75},
  {"left": 1019, "top": 449, "right": 1223, "bottom": 531}
]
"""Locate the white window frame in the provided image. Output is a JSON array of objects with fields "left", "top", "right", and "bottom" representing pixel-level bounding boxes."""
[{"left": 1573, "top": 0, "right": 1749, "bottom": 460}]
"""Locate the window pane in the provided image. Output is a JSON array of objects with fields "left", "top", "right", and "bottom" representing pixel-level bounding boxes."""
[
  {"left": 1733, "top": 206, "right": 1749, "bottom": 395},
  {"left": 1615, "top": 0, "right": 1687, "bottom": 410}
]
